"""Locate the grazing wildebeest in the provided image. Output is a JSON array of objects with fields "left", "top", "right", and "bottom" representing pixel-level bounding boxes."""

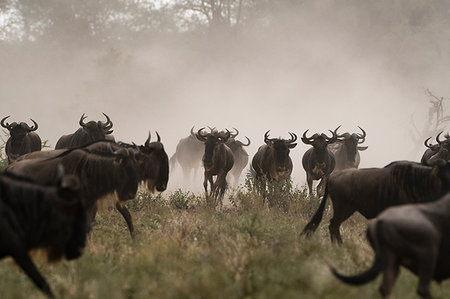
[
  {"left": 301, "top": 126, "right": 340, "bottom": 196},
  {"left": 196, "top": 128, "right": 234, "bottom": 204},
  {"left": 251, "top": 131, "right": 297, "bottom": 202},
  {"left": 169, "top": 126, "right": 204, "bottom": 185},
  {"left": 55, "top": 113, "right": 114, "bottom": 149},
  {"left": 6, "top": 142, "right": 139, "bottom": 236},
  {"left": 0, "top": 167, "right": 86, "bottom": 297},
  {"left": 330, "top": 191, "right": 450, "bottom": 299},
  {"left": 225, "top": 128, "right": 251, "bottom": 186},
  {"left": 329, "top": 126, "right": 367, "bottom": 171},
  {"left": 1, "top": 116, "right": 42, "bottom": 164},
  {"left": 302, "top": 160, "right": 450, "bottom": 243}
]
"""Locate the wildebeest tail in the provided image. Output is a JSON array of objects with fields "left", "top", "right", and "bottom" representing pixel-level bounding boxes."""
[
  {"left": 329, "top": 221, "right": 385, "bottom": 285},
  {"left": 301, "top": 184, "right": 329, "bottom": 237}
]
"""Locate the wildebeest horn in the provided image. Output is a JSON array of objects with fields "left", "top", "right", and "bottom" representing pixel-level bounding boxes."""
[
  {"left": 102, "top": 113, "right": 113, "bottom": 130},
  {"left": 220, "top": 129, "right": 231, "bottom": 142},
  {"left": 238, "top": 136, "right": 251, "bottom": 146},
  {"left": 436, "top": 131, "right": 444, "bottom": 145},
  {"left": 190, "top": 126, "right": 196, "bottom": 136},
  {"left": 1, "top": 115, "right": 12, "bottom": 130},
  {"left": 301, "top": 130, "right": 314, "bottom": 145},
  {"left": 155, "top": 131, "right": 161, "bottom": 142},
  {"left": 288, "top": 132, "right": 297, "bottom": 143},
  {"left": 208, "top": 126, "right": 216, "bottom": 133},
  {"left": 145, "top": 131, "right": 151, "bottom": 147},
  {"left": 264, "top": 130, "right": 271, "bottom": 144},
  {"left": 424, "top": 137, "right": 434, "bottom": 149},
  {"left": 79, "top": 113, "right": 87, "bottom": 127},
  {"left": 29, "top": 119, "right": 38, "bottom": 131},
  {"left": 357, "top": 126, "right": 366, "bottom": 143},
  {"left": 326, "top": 126, "right": 341, "bottom": 144},
  {"left": 231, "top": 127, "right": 239, "bottom": 138},
  {"left": 196, "top": 127, "right": 208, "bottom": 142}
]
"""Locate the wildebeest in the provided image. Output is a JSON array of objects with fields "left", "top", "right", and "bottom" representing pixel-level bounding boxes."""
[
  {"left": 330, "top": 192, "right": 450, "bottom": 298},
  {"left": 302, "top": 160, "right": 450, "bottom": 243},
  {"left": 420, "top": 135, "right": 439, "bottom": 164},
  {"left": 55, "top": 113, "right": 114, "bottom": 149},
  {"left": 225, "top": 128, "right": 251, "bottom": 186},
  {"left": 421, "top": 132, "right": 450, "bottom": 164},
  {"left": 1, "top": 116, "right": 42, "bottom": 164},
  {"left": 251, "top": 131, "right": 297, "bottom": 202},
  {"left": 6, "top": 142, "right": 139, "bottom": 236},
  {"left": 0, "top": 167, "right": 86, "bottom": 297},
  {"left": 301, "top": 126, "right": 340, "bottom": 196},
  {"left": 329, "top": 126, "right": 367, "bottom": 171},
  {"left": 169, "top": 126, "right": 204, "bottom": 185},
  {"left": 196, "top": 128, "right": 234, "bottom": 204}
]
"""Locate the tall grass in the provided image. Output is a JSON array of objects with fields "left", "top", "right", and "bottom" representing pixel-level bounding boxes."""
[{"left": 1, "top": 183, "right": 450, "bottom": 299}]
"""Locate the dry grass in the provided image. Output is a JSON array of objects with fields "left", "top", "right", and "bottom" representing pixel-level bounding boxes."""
[{"left": 1, "top": 186, "right": 450, "bottom": 299}]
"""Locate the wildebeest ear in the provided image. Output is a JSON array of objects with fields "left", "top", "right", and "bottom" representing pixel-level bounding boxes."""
[
  {"left": 357, "top": 146, "right": 368, "bottom": 151},
  {"left": 288, "top": 143, "right": 297, "bottom": 148}
]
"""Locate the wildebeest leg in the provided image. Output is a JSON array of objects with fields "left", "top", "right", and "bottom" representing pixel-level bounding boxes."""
[
  {"left": 85, "top": 203, "right": 98, "bottom": 234},
  {"left": 306, "top": 173, "right": 313, "bottom": 197},
  {"left": 416, "top": 248, "right": 437, "bottom": 299},
  {"left": 329, "top": 205, "right": 354, "bottom": 243},
  {"left": 215, "top": 171, "right": 228, "bottom": 204},
  {"left": 379, "top": 251, "right": 399, "bottom": 298},
  {"left": 115, "top": 202, "right": 135, "bottom": 238},
  {"left": 12, "top": 248, "right": 54, "bottom": 297}
]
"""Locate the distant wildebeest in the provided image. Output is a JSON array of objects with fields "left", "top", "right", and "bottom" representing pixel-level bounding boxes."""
[
  {"left": 251, "top": 130, "right": 297, "bottom": 202},
  {"left": 302, "top": 160, "right": 450, "bottom": 243},
  {"left": 421, "top": 132, "right": 450, "bottom": 164},
  {"left": 330, "top": 191, "right": 450, "bottom": 299},
  {"left": 196, "top": 128, "right": 234, "bottom": 203},
  {"left": 329, "top": 126, "right": 367, "bottom": 171},
  {"left": 6, "top": 142, "right": 139, "bottom": 236},
  {"left": 169, "top": 126, "right": 204, "bottom": 185},
  {"left": 55, "top": 113, "right": 114, "bottom": 149},
  {"left": 1, "top": 116, "right": 42, "bottom": 164},
  {"left": 225, "top": 128, "right": 251, "bottom": 186},
  {"left": 0, "top": 167, "right": 86, "bottom": 298},
  {"left": 301, "top": 126, "right": 340, "bottom": 196}
]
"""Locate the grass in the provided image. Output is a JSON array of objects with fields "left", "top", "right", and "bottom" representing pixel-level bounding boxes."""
[{"left": 1, "top": 184, "right": 450, "bottom": 299}]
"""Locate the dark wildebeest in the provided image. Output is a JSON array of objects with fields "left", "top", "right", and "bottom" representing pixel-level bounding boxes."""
[
  {"left": 196, "top": 128, "right": 234, "bottom": 204},
  {"left": 421, "top": 132, "right": 450, "bottom": 164},
  {"left": 251, "top": 131, "right": 297, "bottom": 202},
  {"left": 225, "top": 128, "right": 251, "bottom": 186},
  {"left": 55, "top": 113, "right": 114, "bottom": 149},
  {"left": 330, "top": 191, "right": 450, "bottom": 298},
  {"left": 301, "top": 126, "right": 340, "bottom": 197},
  {"left": 6, "top": 142, "right": 139, "bottom": 236},
  {"left": 1, "top": 116, "right": 42, "bottom": 164},
  {"left": 169, "top": 126, "right": 204, "bottom": 185},
  {"left": 329, "top": 126, "right": 367, "bottom": 171},
  {"left": 0, "top": 167, "right": 86, "bottom": 297},
  {"left": 302, "top": 160, "right": 450, "bottom": 243}
]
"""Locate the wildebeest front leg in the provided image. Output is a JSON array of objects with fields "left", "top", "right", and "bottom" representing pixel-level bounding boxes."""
[
  {"left": 306, "top": 173, "right": 313, "bottom": 197},
  {"left": 12, "top": 249, "right": 54, "bottom": 297},
  {"left": 416, "top": 248, "right": 437, "bottom": 299},
  {"left": 115, "top": 202, "right": 135, "bottom": 238},
  {"left": 379, "top": 251, "right": 400, "bottom": 298}
]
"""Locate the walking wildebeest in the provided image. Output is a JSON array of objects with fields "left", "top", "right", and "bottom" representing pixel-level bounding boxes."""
[
  {"left": 225, "top": 128, "right": 251, "bottom": 186},
  {"left": 251, "top": 131, "right": 297, "bottom": 203},
  {"left": 329, "top": 126, "right": 367, "bottom": 171},
  {"left": 330, "top": 191, "right": 450, "bottom": 298},
  {"left": 302, "top": 160, "right": 450, "bottom": 243},
  {"left": 169, "top": 126, "right": 204, "bottom": 186},
  {"left": 301, "top": 126, "right": 340, "bottom": 196},
  {"left": 6, "top": 142, "right": 139, "bottom": 236},
  {"left": 55, "top": 113, "right": 114, "bottom": 149},
  {"left": 1, "top": 116, "right": 42, "bottom": 164},
  {"left": 0, "top": 166, "right": 86, "bottom": 298},
  {"left": 196, "top": 128, "right": 234, "bottom": 204}
]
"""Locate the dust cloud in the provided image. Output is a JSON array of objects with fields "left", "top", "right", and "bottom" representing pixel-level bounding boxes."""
[{"left": 1, "top": 1, "right": 449, "bottom": 191}]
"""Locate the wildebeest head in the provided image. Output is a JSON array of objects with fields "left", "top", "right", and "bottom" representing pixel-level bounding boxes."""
[
  {"left": 225, "top": 127, "right": 251, "bottom": 152},
  {"left": 426, "top": 132, "right": 450, "bottom": 164},
  {"left": 112, "top": 147, "right": 139, "bottom": 200},
  {"left": 196, "top": 128, "right": 230, "bottom": 170},
  {"left": 336, "top": 126, "right": 367, "bottom": 162},
  {"left": 136, "top": 132, "right": 169, "bottom": 192},
  {"left": 264, "top": 130, "right": 297, "bottom": 174},
  {"left": 301, "top": 126, "right": 340, "bottom": 150},
  {"left": 78, "top": 113, "right": 113, "bottom": 138},
  {"left": 1, "top": 116, "right": 38, "bottom": 139}
]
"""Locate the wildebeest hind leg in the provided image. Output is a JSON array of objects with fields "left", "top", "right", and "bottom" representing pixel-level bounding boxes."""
[
  {"left": 416, "top": 248, "right": 437, "bottom": 299},
  {"left": 379, "top": 251, "right": 399, "bottom": 298},
  {"left": 115, "top": 202, "right": 135, "bottom": 238},
  {"left": 12, "top": 248, "right": 54, "bottom": 297},
  {"left": 329, "top": 206, "right": 354, "bottom": 243}
]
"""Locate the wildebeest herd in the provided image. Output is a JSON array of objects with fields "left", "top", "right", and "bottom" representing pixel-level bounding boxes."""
[{"left": 1, "top": 113, "right": 450, "bottom": 298}]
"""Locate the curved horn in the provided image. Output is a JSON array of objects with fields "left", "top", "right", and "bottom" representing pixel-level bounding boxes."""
[
  {"left": 326, "top": 125, "right": 341, "bottom": 144},
  {"left": 238, "top": 136, "right": 251, "bottom": 146},
  {"left": 102, "top": 113, "right": 113, "bottom": 131},
  {"left": 196, "top": 127, "right": 208, "bottom": 142},
  {"left": 288, "top": 132, "right": 297, "bottom": 143},
  {"left": 145, "top": 131, "right": 151, "bottom": 147},
  {"left": 231, "top": 127, "right": 239, "bottom": 138},
  {"left": 190, "top": 126, "right": 195, "bottom": 136},
  {"left": 357, "top": 126, "right": 366, "bottom": 144},
  {"left": 155, "top": 131, "right": 161, "bottom": 142},
  {"left": 301, "top": 129, "right": 314, "bottom": 145},
  {"left": 29, "top": 119, "right": 38, "bottom": 131},
  {"left": 264, "top": 130, "right": 271, "bottom": 144},
  {"left": 79, "top": 113, "right": 87, "bottom": 127},
  {"left": 1, "top": 116, "right": 11, "bottom": 130},
  {"left": 436, "top": 131, "right": 444, "bottom": 145},
  {"left": 424, "top": 137, "right": 434, "bottom": 149}
]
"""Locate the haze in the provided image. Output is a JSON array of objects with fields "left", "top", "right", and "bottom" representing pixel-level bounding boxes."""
[{"left": 1, "top": 1, "right": 449, "bottom": 190}]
